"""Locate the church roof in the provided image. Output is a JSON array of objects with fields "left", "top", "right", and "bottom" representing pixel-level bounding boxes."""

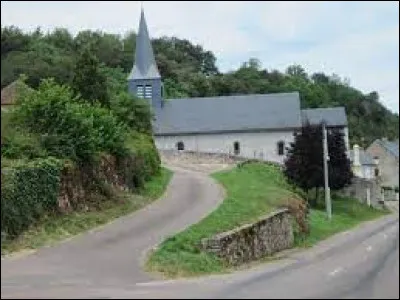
[
  {"left": 153, "top": 92, "right": 303, "bottom": 135},
  {"left": 128, "top": 9, "right": 161, "bottom": 80},
  {"left": 301, "top": 107, "right": 347, "bottom": 127}
]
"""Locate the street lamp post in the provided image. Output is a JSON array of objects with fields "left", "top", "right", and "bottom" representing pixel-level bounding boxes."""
[{"left": 322, "top": 122, "right": 332, "bottom": 220}]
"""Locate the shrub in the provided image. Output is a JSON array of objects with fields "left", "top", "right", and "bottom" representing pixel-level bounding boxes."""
[
  {"left": 14, "top": 79, "right": 128, "bottom": 161},
  {"left": 110, "top": 91, "right": 153, "bottom": 134},
  {"left": 118, "top": 133, "right": 161, "bottom": 190},
  {"left": 1, "top": 157, "right": 64, "bottom": 238},
  {"left": 1, "top": 110, "right": 46, "bottom": 159}
]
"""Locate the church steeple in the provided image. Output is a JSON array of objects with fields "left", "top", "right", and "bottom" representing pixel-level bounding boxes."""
[{"left": 128, "top": 7, "right": 163, "bottom": 110}]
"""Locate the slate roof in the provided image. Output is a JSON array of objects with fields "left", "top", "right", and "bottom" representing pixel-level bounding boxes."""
[
  {"left": 154, "top": 92, "right": 302, "bottom": 135},
  {"left": 301, "top": 107, "right": 348, "bottom": 127},
  {"left": 349, "top": 149, "right": 376, "bottom": 166},
  {"left": 130, "top": 10, "right": 349, "bottom": 136},
  {"left": 128, "top": 9, "right": 161, "bottom": 80},
  {"left": 377, "top": 139, "right": 399, "bottom": 159}
]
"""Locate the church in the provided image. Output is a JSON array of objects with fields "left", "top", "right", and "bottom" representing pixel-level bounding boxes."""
[{"left": 128, "top": 9, "right": 350, "bottom": 164}]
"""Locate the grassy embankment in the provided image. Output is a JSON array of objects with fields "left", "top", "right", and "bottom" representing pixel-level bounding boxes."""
[{"left": 146, "top": 162, "right": 389, "bottom": 278}]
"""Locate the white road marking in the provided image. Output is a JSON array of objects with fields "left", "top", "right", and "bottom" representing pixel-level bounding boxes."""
[
  {"left": 366, "top": 246, "right": 372, "bottom": 252},
  {"left": 136, "top": 280, "right": 177, "bottom": 287},
  {"left": 383, "top": 233, "right": 388, "bottom": 239},
  {"left": 329, "top": 267, "right": 343, "bottom": 276}
]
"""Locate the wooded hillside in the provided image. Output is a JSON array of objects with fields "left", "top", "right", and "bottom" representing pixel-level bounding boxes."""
[{"left": 2, "top": 26, "right": 398, "bottom": 147}]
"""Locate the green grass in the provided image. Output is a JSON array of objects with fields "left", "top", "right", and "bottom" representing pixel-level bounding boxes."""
[
  {"left": 146, "top": 162, "right": 300, "bottom": 278},
  {"left": 295, "top": 195, "right": 389, "bottom": 248},
  {"left": 1, "top": 167, "right": 173, "bottom": 256},
  {"left": 146, "top": 162, "right": 390, "bottom": 279}
]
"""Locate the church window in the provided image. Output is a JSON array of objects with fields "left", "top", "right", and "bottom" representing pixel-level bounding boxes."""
[
  {"left": 277, "top": 141, "right": 285, "bottom": 156},
  {"left": 233, "top": 141, "right": 240, "bottom": 155},
  {"left": 145, "top": 85, "right": 152, "bottom": 99},
  {"left": 176, "top": 141, "right": 185, "bottom": 151},
  {"left": 137, "top": 85, "right": 144, "bottom": 98}
]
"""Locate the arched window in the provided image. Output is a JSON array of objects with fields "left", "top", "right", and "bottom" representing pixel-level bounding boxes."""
[
  {"left": 277, "top": 141, "right": 285, "bottom": 156},
  {"left": 176, "top": 141, "right": 184, "bottom": 151},
  {"left": 233, "top": 141, "right": 240, "bottom": 155}
]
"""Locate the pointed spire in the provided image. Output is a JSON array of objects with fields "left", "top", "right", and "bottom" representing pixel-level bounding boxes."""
[{"left": 128, "top": 7, "right": 161, "bottom": 80}]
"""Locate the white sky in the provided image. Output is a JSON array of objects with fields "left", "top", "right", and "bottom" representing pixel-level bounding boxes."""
[{"left": 1, "top": 1, "right": 399, "bottom": 113}]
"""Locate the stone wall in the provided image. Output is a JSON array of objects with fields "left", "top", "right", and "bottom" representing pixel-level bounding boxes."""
[
  {"left": 201, "top": 209, "right": 293, "bottom": 265},
  {"left": 159, "top": 149, "right": 246, "bottom": 165},
  {"left": 339, "top": 177, "right": 385, "bottom": 209},
  {"left": 57, "top": 154, "right": 131, "bottom": 212}
]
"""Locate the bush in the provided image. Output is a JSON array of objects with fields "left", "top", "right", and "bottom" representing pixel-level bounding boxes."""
[
  {"left": 110, "top": 91, "right": 153, "bottom": 134},
  {"left": 119, "top": 133, "right": 161, "bottom": 190},
  {"left": 1, "top": 110, "right": 46, "bottom": 159},
  {"left": 1, "top": 157, "right": 64, "bottom": 238},
  {"left": 14, "top": 79, "right": 128, "bottom": 161}
]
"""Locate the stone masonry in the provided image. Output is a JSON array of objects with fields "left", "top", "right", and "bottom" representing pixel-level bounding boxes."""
[{"left": 201, "top": 209, "right": 294, "bottom": 265}]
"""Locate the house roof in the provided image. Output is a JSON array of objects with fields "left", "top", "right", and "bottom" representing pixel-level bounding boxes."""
[
  {"left": 349, "top": 149, "right": 376, "bottom": 166},
  {"left": 301, "top": 107, "right": 348, "bottom": 127},
  {"left": 128, "top": 9, "right": 161, "bottom": 80},
  {"left": 1, "top": 80, "right": 32, "bottom": 106},
  {"left": 154, "top": 92, "right": 303, "bottom": 135},
  {"left": 376, "top": 139, "right": 399, "bottom": 159}
]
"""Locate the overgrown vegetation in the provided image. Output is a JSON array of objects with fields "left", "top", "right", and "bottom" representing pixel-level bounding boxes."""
[
  {"left": 2, "top": 26, "right": 398, "bottom": 146},
  {"left": 1, "top": 44, "right": 162, "bottom": 246},
  {"left": 1, "top": 168, "right": 172, "bottom": 255}
]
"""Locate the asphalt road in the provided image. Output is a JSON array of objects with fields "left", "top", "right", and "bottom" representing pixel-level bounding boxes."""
[
  {"left": 1, "top": 165, "right": 399, "bottom": 299},
  {"left": 1, "top": 165, "right": 225, "bottom": 298}
]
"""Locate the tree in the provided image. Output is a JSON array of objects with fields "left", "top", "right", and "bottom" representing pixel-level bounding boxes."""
[
  {"left": 110, "top": 91, "right": 153, "bottom": 134},
  {"left": 327, "top": 128, "right": 353, "bottom": 190},
  {"left": 71, "top": 46, "right": 109, "bottom": 107},
  {"left": 284, "top": 122, "right": 324, "bottom": 207},
  {"left": 284, "top": 121, "right": 353, "bottom": 207},
  {"left": 286, "top": 64, "right": 308, "bottom": 80}
]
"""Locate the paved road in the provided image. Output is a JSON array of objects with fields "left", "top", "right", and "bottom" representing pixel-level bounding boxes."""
[
  {"left": 1, "top": 165, "right": 225, "bottom": 298},
  {"left": 1, "top": 164, "right": 399, "bottom": 299}
]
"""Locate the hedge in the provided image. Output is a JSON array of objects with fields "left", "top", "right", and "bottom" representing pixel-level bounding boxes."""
[{"left": 1, "top": 157, "right": 63, "bottom": 239}]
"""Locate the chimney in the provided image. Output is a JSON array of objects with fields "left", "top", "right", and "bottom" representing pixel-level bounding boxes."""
[{"left": 353, "top": 144, "right": 361, "bottom": 166}]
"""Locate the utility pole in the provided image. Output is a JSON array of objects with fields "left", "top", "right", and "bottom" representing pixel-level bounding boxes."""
[{"left": 322, "top": 122, "right": 332, "bottom": 220}]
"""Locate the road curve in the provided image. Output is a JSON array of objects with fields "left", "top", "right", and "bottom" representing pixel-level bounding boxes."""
[
  {"left": 1, "top": 165, "right": 225, "bottom": 298},
  {"left": 1, "top": 164, "right": 399, "bottom": 299}
]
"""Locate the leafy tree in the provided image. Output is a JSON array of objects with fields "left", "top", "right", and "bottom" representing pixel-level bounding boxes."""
[
  {"left": 327, "top": 128, "right": 353, "bottom": 190},
  {"left": 71, "top": 46, "right": 109, "bottom": 107},
  {"left": 285, "top": 121, "right": 353, "bottom": 207},
  {"left": 15, "top": 79, "right": 127, "bottom": 161},
  {"left": 284, "top": 122, "right": 323, "bottom": 207},
  {"left": 110, "top": 91, "right": 153, "bottom": 134}
]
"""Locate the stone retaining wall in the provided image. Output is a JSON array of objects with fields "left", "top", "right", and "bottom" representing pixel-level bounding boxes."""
[
  {"left": 159, "top": 149, "right": 246, "bottom": 165},
  {"left": 201, "top": 209, "right": 293, "bottom": 265}
]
